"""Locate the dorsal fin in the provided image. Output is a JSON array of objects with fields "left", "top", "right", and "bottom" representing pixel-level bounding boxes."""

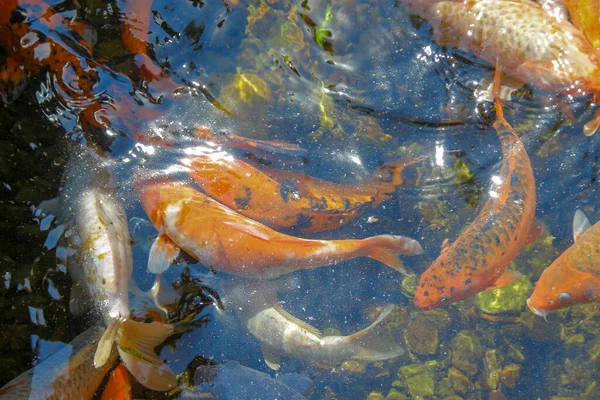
[
  {"left": 573, "top": 210, "right": 592, "bottom": 242},
  {"left": 271, "top": 305, "right": 322, "bottom": 338}
]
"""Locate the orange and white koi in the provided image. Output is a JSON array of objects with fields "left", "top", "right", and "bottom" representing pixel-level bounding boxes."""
[
  {"left": 184, "top": 151, "right": 418, "bottom": 233},
  {"left": 136, "top": 179, "right": 423, "bottom": 278},
  {"left": 0, "top": 326, "right": 117, "bottom": 400},
  {"left": 414, "top": 70, "right": 538, "bottom": 309},
  {"left": 527, "top": 210, "right": 600, "bottom": 317},
  {"left": 400, "top": 0, "right": 600, "bottom": 135},
  {"left": 60, "top": 148, "right": 176, "bottom": 391}
]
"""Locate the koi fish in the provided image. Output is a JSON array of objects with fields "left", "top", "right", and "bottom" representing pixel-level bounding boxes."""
[
  {"left": 399, "top": 0, "right": 600, "bottom": 135},
  {"left": 101, "top": 363, "right": 132, "bottom": 400},
  {"left": 185, "top": 151, "right": 418, "bottom": 233},
  {"left": 562, "top": 0, "right": 600, "bottom": 50},
  {"left": 414, "top": 69, "right": 538, "bottom": 309},
  {"left": 223, "top": 279, "right": 404, "bottom": 370},
  {"left": 527, "top": 210, "right": 600, "bottom": 317},
  {"left": 60, "top": 148, "right": 176, "bottom": 391},
  {"left": 136, "top": 179, "right": 423, "bottom": 278},
  {"left": 0, "top": 0, "right": 162, "bottom": 143},
  {"left": 0, "top": 326, "right": 117, "bottom": 400}
]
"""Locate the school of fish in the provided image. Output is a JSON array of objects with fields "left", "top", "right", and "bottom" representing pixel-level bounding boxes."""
[{"left": 1, "top": 0, "right": 600, "bottom": 397}]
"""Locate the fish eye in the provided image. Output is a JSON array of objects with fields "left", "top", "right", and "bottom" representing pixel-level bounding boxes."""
[{"left": 558, "top": 292, "right": 571, "bottom": 302}]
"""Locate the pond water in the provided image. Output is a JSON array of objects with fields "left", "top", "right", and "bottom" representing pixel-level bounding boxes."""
[{"left": 1, "top": 0, "right": 600, "bottom": 399}]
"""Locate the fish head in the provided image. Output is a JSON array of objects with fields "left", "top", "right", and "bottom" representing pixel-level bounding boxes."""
[
  {"left": 527, "top": 257, "right": 600, "bottom": 316},
  {"left": 135, "top": 178, "right": 185, "bottom": 227}
]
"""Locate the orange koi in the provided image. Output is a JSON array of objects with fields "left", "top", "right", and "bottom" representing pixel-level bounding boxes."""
[
  {"left": 0, "top": 326, "right": 118, "bottom": 400},
  {"left": 562, "top": 0, "right": 600, "bottom": 50},
  {"left": 527, "top": 210, "right": 600, "bottom": 317},
  {"left": 101, "top": 363, "right": 132, "bottom": 400},
  {"left": 414, "top": 68, "right": 538, "bottom": 309},
  {"left": 117, "top": 0, "right": 181, "bottom": 94},
  {"left": 0, "top": 0, "right": 162, "bottom": 143},
  {"left": 136, "top": 179, "right": 423, "bottom": 278},
  {"left": 400, "top": 0, "right": 600, "bottom": 134},
  {"left": 185, "top": 152, "right": 418, "bottom": 233}
]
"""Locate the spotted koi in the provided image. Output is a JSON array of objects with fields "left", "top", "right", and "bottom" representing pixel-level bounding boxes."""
[{"left": 414, "top": 69, "right": 538, "bottom": 309}]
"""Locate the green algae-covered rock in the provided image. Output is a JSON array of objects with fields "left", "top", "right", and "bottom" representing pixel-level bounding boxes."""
[
  {"left": 401, "top": 274, "right": 418, "bottom": 299},
  {"left": 483, "top": 349, "right": 504, "bottom": 390},
  {"left": 474, "top": 275, "right": 532, "bottom": 314},
  {"left": 367, "top": 392, "right": 385, "bottom": 400},
  {"left": 385, "top": 389, "right": 408, "bottom": 400},
  {"left": 450, "top": 330, "right": 483, "bottom": 377},
  {"left": 399, "top": 360, "right": 437, "bottom": 398}
]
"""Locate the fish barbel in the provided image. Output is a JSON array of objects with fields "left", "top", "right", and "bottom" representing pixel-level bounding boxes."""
[
  {"left": 0, "top": 326, "right": 117, "bottom": 400},
  {"left": 136, "top": 179, "right": 423, "bottom": 278},
  {"left": 400, "top": 0, "right": 600, "bottom": 134},
  {"left": 415, "top": 69, "right": 538, "bottom": 309},
  {"left": 60, "top": 148, "right": 176, "bottom": 391},
  {"left": 527, "top": 210, "right": 600, "bottom": 317}
]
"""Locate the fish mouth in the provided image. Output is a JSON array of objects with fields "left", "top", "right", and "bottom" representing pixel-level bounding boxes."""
[{"left": 526, "top": 298, "right": 549, "bottom": 319}]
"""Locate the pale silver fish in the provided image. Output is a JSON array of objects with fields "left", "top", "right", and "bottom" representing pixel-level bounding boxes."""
[
  {"left": 224, "top": 279, "right": 404, "bottom": 370},
  {"left": 0, "top": 326, "right": 117, "bottom": 400},
  {"left": 58, "top": 147, "right": 176, "bottom": 391}
]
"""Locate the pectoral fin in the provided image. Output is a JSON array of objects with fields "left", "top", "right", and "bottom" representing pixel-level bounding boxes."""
[
  {"left": 573, "top": 210, "right": 592, "bottom": 242},
  {"left": 94, "top": 319, "right": 120, "bottom": 368},
  {"left": 524, "top": 219, "right": 543, "bottom": 245},
  {"left": 486, "top": 270, "right": 523, "bottom": 291},
  {"left": 261, "top": 345, "right": 281, "bottom": 371},
  {"left": 148, "top": 234, "right": 180, "bottom": 274}
]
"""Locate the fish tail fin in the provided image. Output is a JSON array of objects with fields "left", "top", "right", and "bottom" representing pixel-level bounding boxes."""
[
  {"left": 361, "top": 235, "right": 423, "bottom": 275},
  {"left": 116, "top": 319, "right": 177, "bottom": 392},
  {"left": 349, "top": 304, "right": 404, "bottom": 361}
]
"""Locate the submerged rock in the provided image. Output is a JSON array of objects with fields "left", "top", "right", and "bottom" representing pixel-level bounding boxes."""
[
  {"left": 500, "top": 364, "right": 521, "bottom": 388},
  {"left": 450, "top": 330, "right": 483, "bottom": 377},
  {"left": 474, "top": 275, "right": 532, "bottom": 314},
  {"left": 483, "top": 350, "right": 504, "bottom": 390},
  {"left": 385, "top": 389, "right": 408, "bottom": 400},
  {"left": 405, "top": 315, "right": 439, "bottom": 355},
  {"left": 399, "top": 360, "right": 437, "bottom": 398}
]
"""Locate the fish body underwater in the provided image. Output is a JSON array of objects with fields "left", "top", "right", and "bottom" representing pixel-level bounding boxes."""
[
  {"left": 223, "top": 279, "right": 404, "bottom": 370},
  {"left": 59, "top": 149, "right": 176, "bottom": 391},
  {"left": 415, "top": 80, "right": 537, "bottom": 309},
  {"left": 186, "top": 153, "right": 417, "bottom": 233},
  {"left": 400, "top": 0, "right": 600, "bottom": 134},
  {"left": 0, "top": 326, "right": 117, "bottom": 400},
  {"left": 136, "top": 179, "right": 423, "bottom": 278},
  {"left": 528, "top": 210, "right": 600, "bottom": 316}
]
